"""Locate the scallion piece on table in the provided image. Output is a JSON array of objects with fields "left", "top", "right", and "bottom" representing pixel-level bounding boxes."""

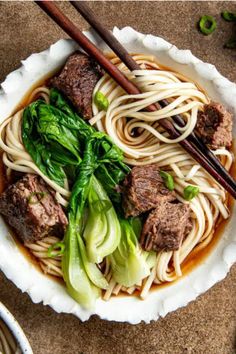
[
  {"left": 221, "top": 11, "right": 236, "bottom": 22},
  {"left": 199, "top": 15, "right": 217, "bottom": 35}
]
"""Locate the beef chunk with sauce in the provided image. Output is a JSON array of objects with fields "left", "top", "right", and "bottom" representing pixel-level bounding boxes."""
[
  {"left": 195, "top": 102, "right": 232, "bottom": 149},
  {"left": 0, "top": 174, "right": 68, "bottom": 244},
  {"left": 50, "top": 51, "right": 103, "bottom": 119},
  {"left": 140, "top": 202, "right": 192, "bottom": 252},
  {"left": 121, "top": 164, "right": 176, "bottom": 218}
]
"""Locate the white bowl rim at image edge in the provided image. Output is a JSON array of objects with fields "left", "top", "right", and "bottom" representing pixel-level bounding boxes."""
[
  {"left": 0, "top": 27, "right": 236, "bottom": 324},
  {"left": 0, "top": 302, "right": 33, "bottom": 353}
]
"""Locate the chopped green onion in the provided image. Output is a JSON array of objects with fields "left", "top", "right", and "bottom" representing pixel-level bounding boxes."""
[
  {"left": 47, "top": 242, "right": 65, "bottom": 258},
  {"left": 221, "top": 11, "right": 236, "bottom": 22},
  {"left": 224, "top": 38, "right": 236, "bottom": 49},
  {"left": 183, "top": 185, "right": 199, "bottom": 201},
  {"left": 199, "top": 15, "right": 217, "bottom": 35},
  {"left": 28, "top": 192, "right": 47, "bottom": 205},
  {"left": 160, "top": 171, "right": 175, "bottom": 191},
  {"left": 94, "top": 91, "right": 109, "bottom": 111}
]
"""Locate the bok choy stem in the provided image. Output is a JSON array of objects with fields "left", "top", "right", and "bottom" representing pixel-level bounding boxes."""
[
  {"left": 62, "top": 132, "right": 123, "bottom": 308},
  {"left": 84, "top": 176, "right": 121, "bottom": 263},
  {"left": 110, "top": 219, "right": 151, "bottom": 288}
]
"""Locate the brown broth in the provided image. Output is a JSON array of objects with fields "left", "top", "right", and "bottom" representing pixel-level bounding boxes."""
[
  {"left": 14, "top": 71, "right": 59, "bottom": 113},
  {"left": 0, "top": 59, "right": 235, "bottom": 297}
]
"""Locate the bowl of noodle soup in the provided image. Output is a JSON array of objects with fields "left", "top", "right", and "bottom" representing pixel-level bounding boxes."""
[
  {"left": 0, "top": 302, "right": 33, "bottom": 353},
  {"left": 0, "top": 27, "right": 236, "bottom": 323}
]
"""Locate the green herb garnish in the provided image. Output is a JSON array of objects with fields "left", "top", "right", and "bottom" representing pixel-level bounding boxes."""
[
  {"left": 94, "top": 91, "right": 109, "bottom": 111},
  {"left": 199, "top": 15, "right": 217, "bottom": 35},
  {"left": 28, "top": 192, "right": 47, "bottom": 205},
  {"left": 47, "top": 242, "right": 65, "bottom": 258},
  {"left": 183, "top": 185, "right": 199, "bottom": 201},
  {"left": 160, "top": 171, "right": 175, "bottom": 191},
  {"left": 221, "top": 11, "right": 236, "bottom": 22}
]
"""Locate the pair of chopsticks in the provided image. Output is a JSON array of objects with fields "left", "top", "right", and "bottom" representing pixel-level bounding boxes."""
[{"left": 35, "top": 1, "right": 236, "bottom": 199}]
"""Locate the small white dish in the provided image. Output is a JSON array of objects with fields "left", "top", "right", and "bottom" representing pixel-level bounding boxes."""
[
  {"left": 0, "top": 27, "right": 236, "bottom": 324},
  {"left": 0, "top": 302, "right": 33, "bottom": 353}
]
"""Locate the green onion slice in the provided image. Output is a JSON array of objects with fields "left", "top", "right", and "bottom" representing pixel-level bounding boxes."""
[
  {"left": 28, "top": 192, "right": 47, "bottom": 205},
  {"left": 94, "top": 91, "right": 109, "bottom": 111},
  {"left": 199, "top": 15, "right": 217, "bottom": 35},
  {"left": 47, "top": 242, "right": 65, "bottom": 258},
  {"left": 160, "top": 171, "right": 175, "bottom": 191},
  {"left": 183, "top": 185, "right": 199, "bottom": 201},
  {"left": 221, "top": 11, "right": 236, "bottom": 22}
]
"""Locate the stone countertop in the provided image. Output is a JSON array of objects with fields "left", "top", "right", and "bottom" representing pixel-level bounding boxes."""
[{"left": 0, "top": 2, "right": 236, "bottom": 354}]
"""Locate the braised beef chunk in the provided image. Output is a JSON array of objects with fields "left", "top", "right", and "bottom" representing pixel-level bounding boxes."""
[
  {"left": 140, "top": 202, "right": 191, "bottom": 252},
  {"left": 50, "top": 51, "right": 103, "bottom": 119},
  {"left": 0, "top": 174, "right": 68, "bottom": 244},
  {"left": 122, "top": 164, "right": 176, "bottom": 218},
  {"left": 195, "top": 102, "right": 232, "bottom": 149}
]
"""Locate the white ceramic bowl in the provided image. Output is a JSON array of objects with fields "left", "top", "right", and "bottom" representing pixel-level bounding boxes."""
[
  {"left": 0, "top": 27, "right": 236, "bottom": 324},
  {"left": 0, "top": 302, "right": 33, "bottom": 353}
]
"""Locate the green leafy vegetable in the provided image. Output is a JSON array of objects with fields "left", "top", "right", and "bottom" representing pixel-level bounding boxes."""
[
  {"left": 183, "top": 185, "right": 199, "bottom": 201},
  {"left": 62, "top": 140, "right": 103, "bottom": 307},
  {"left": 84, "top": 176, "right": 121, "bottom": 264},
  {"left": 22, "top": 89, "right": 95, "bottom": 188},
  {"left": 50, "top": 88, "right": 95, "bottom": 146},
  {"left": 199, "top": 15, "right": 217, "bottom": 35},
  {"left": 49, "top": 89, "right": 130, "bottom": 207},
  {"left": 129, "top": 217, "right": 142, "bottom": 240},
  {"left": 62, "top": 223, "right": 100, "bottom": 308},
  {"left": 94, "top": 91, "right": 109, "bottom": 111},
  {"left": 22, "top": 101, "right": 66, "bottom": 187},
  {"left": 36, "top": 104, "right": 82, "bottom": 165},
  {"left": 47, "top": 242, "right": 65, "bottom": 258},
  {"left": 221, "top": 11, "right": 236, "bottom": 22},
  {"left": 28, "top": 191, "right": 47, "bottom": 205},
  {"left": 77, "top": 234, "right": 108, "bottom": 290},
  {"left": 95, "top": 162, "right": 130, "bottom": 211},
  {"left": 144, "top": 251, "right": 156, "bottom": 269},
  {"left": 110, "top": 219, "right": 150, "bottom": 287},
  {"left": 63, "top": 133, "right": 123, "bottom": 307},
  {"left": 160, "top": 171, "right": 175, "bottom": 191}
]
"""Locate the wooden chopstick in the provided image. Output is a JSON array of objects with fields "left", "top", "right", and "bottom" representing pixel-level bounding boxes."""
[
  {"left": 35, "top": 1, "right": 236, "bottom": 199},
  {"left": 71, "top": 1, "right": 236, "bottom": 195}
]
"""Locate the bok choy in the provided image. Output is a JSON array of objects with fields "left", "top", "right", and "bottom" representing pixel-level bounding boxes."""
[
  {"left": 84, "top": 176, "right": 121, "bottom": 263},
  {"left": 22, "top": 101, "right": 67, "bottom": 187},
  {"left": 22, "top": 89, "right": 129, "bottom": 200},
  {"left": 50, "top": 89, "right": 130, "bottom": 208},
  {"left": 110, "top": 219, "right": 151, "bottom": 287},
  {"left": 62, "top": 132, "right": 122, "bottom": 307}
]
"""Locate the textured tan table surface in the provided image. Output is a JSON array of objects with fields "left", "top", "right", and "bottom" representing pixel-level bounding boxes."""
[{"left": 0, "top": 2, "right": 236, "bottom": 354}]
